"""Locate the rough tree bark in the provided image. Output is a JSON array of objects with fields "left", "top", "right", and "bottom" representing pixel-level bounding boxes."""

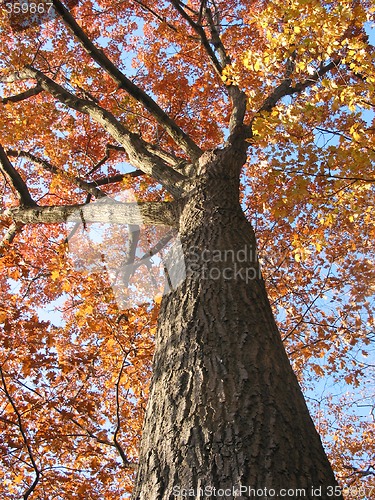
[{"left": 132, "top": 144, "right": 342, "bottom": 500}]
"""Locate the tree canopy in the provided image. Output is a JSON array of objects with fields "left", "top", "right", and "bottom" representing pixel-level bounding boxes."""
[{"left": 0, "top": 0, "right": 374, "bottom": 498}]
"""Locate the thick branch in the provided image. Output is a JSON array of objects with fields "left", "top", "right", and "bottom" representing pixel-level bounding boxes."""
[
  {"left": 19, "top": 66, "right": 187, "bottom": 197},
  {"left": 88, "top": 171, "right": 144, "bottom": 187},
  {"left": 227, "top": 88, "right": 247, "bottom": 140},
  {"left": 0, "top": 144, "right": 37, "bottom": 207},
  {"left": 205, "top": 4, "right": 229, "bottom": 68},
  {"left": 0, "top": 85, "right": 43, "bottom": 104},
  {"left": 51, "top": 0, "right": 202, "bottom": 160},
  {"left": 260, "top": 60, "right": 339, "bottom": 113},
  {"left": 3, "top": 201, "right": 178, "bottom": 227},
  {"left": 245, "top": 60, "right": 340, "bottom": 138},
  {"left": 205, "top": 3, "right": 247, "bottom": 134}
]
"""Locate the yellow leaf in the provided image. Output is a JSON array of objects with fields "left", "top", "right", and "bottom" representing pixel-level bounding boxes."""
[
  {"left": 84, "top": 304, "right": 93, "bottom": 315},
  {"left": 254, "top": 60, "right": 261, "bottom": 71},
  {"left": 51, "top": 270, "right": 60, "bottom": 281},
  {"left": 352, "top": 131, "right": 361, "bottom": 141},
  {"left": 154, "top": 293, "right": 163, "bottom": 304},
  {"left": 14, "top": 474, "right": 23, "bottom": 485}
]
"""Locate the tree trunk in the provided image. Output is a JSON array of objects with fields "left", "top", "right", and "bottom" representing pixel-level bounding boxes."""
[{"left": 132, "top": 146, "right": 342, "bottom": 500}]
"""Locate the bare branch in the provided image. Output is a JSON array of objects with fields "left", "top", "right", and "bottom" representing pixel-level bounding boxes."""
[
  {"left": 86, "top": 143, "right": 126, "bottom": 176},
  {"left": 11, "top": 376, "right": 138, "bottom": 470},
  {"left": 282, "top": 265, "right": 333, "bottom": 342},
  {"left": 113, "top": 355, "right": 133, "bottom": 467},
  {"left": 273, "top": 166, "right": 375, "bottom": 184},
  {"left": 3, "top": 200, "right": 178, "bottom": 227},
  {"left": 169, "top": 0, "right": 223, "bottom": 76},
  {"left": 0, "top": 144, "right": 37, "bottom": 207},
  {"left": 116, "top": 225, "right": 141, "bottom": 289},
  {"left": 132, "top": 229, "right": 175, "bottom": 272},
  {"left": 168, "top": 1, "right": 245, "bottom": 136},
  {"left": 0, "top": 366, "right": 40, "bottom": 499},
  {"left": 133, "top": 0, "right": 178, "bottom": 32},
  {"left": 51, "top": 0, "right": 202, "bottom": 160},
  {"left": 7, "top": 150, "right": 108, "bottom": 199}
]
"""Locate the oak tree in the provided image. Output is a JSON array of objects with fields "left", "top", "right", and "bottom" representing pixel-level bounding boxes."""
[{"left": 0, "top": 0, "right": 374, "bottom": 498}]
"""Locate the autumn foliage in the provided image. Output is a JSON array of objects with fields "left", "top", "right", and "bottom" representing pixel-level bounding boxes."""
[{"left": 0, "top": 0, "right": 374, "bottom": 498}]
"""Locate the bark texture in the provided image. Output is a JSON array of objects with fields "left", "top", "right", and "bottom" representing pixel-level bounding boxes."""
[
  {"left": 132, "top": 147, "right": 342, "bottom": 500},
  {"left": 3, "top": 201, "right": 177, "bottom": 227}
]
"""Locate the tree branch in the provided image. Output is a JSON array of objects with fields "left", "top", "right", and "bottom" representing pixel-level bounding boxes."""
[
  {"left": 88, "top": 171, "right": 144, "bottom": 187},
  {"left": 3, "top": 200, "right": 178, "bottom": 227},
  {"left": 7, "top": 150, "right": 108, "bottom": 199},
  {"left": 14, "top": 66, "right": 187, "bottom": 197},
  {"left": 51, "top": 0, "right": 202, "bottom": 160},
  {"left": 169, "top": 1, "right": 246, "bottom": 137},
  {"left": 0, "top": 144, "right": 37, "bottom": 207},
  {"left": 227, "top": 88, "right": 248, "bottom": 141},
  {"left": 0, "top": 366, "right": 40, "bottom": 499},
  {"left": 133, "top": 0, "right": 178, "bottom": 32},
  {"left": 0, "top": 222, "right": 24, "bottom": 251},
  {"left": 11, "top": 376, "right": 138, "bottom": 470},
  {"left": 115, "top": 224, "right": 141, "bottom": 290},
  {"left": 246, "top": 60, "right": 341, "bottom": 138},
  {"left": 0, "top": 85, "right": 43, "bottom": 104},
  {"left": 113, "top": 355, "right": 132, "bottom": 467},
  {"left": 204, "top": 3, "right": 229, "bottom": 68},
  {"left": 273, "top": 166, "right": 375, "bottom": 184},
  {"left": 169, "top": 0, "right": 223, "bottom": 76}
]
